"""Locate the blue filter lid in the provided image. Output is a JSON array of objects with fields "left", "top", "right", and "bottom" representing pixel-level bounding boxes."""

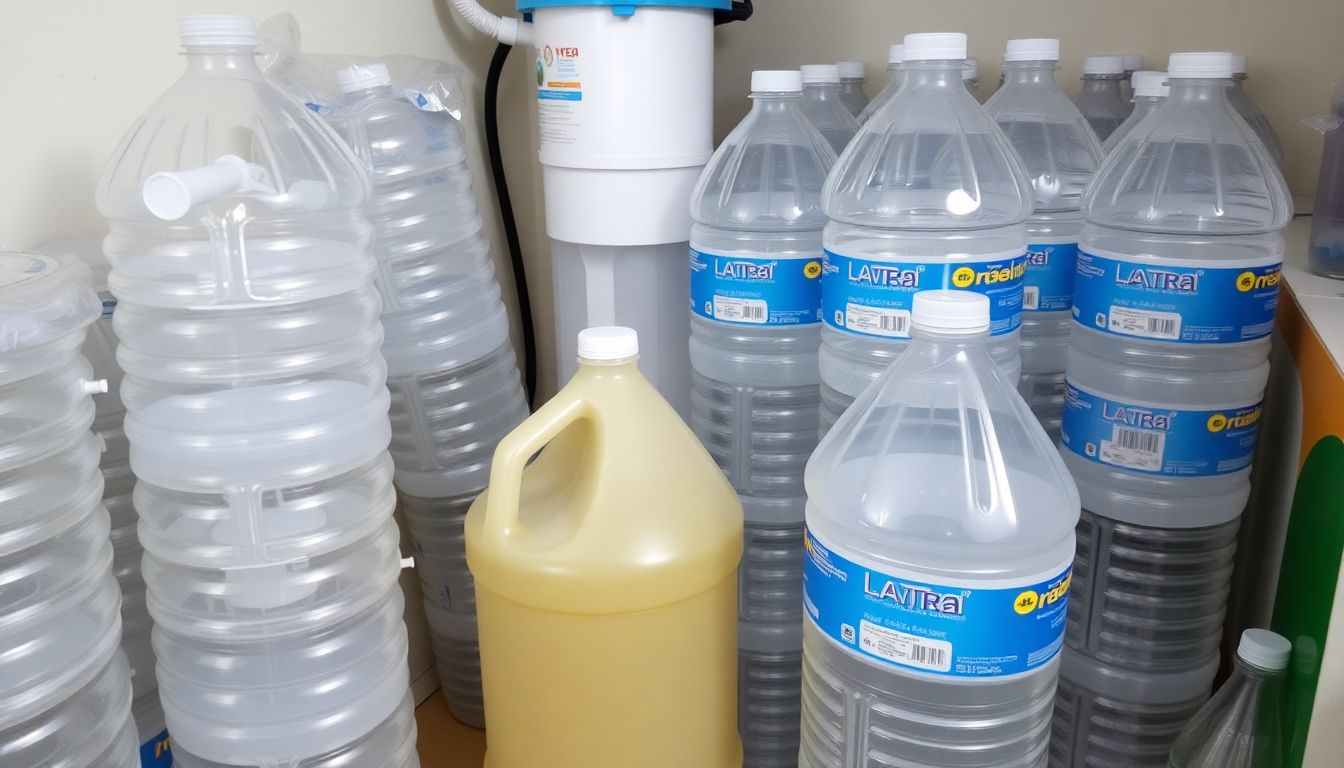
[{"left": 519, "top": 0, "right": 731, "bottom": 14}]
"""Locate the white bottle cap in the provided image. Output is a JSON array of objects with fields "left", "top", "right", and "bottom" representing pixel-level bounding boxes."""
[
  {"left": 1231, "top": 53, "right": 1249, "bottom": 75},
  {"left": 578, "top": 326, "right": 639, "bottom": 361},
  {"left": 337, "top": 63, "right": 393, "bottom": 93},
  {"left": 801, "top": 64, "right": 842, "bottom": 85},
  {"left": 179, "top": 15, "right": 257, "bottom": 47},
  {"left": 903, "top": 33, "right": 967, "bottom": 61},
  {"left": 836, "top": 60, "right": 866, "bottom": 79},
  {"left": 1083, "top": 55, "right": 1125, "bottom": 75},
  {"left": 1168, "top": 52, "right": 1236, "bottom": 79},
  {"left": 888, "top": 44, "right": 906, "bottom": 65},
  {"left": 1132, "top": 70, "right": 1170, "bottom": 98},
  {"left": 751, "top": 70, "right": 803, "bottom": 93},
  {"left": 912, "top": 290, "right": 990, "bottom": 334},
  {"left": 962, "top": 58, "right": 979, "bottom": 81},
  {"left": 1237, "top": 629, "right": 1292, "bottom": 671},
  {"left": 1122, "top": 54, "right": 1145, "bottom": 71},
  {"left": 1004, "top": 38, "right": 1061, "bottom": 62}
]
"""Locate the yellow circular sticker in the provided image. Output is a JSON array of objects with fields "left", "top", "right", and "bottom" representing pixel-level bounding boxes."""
[
  {"left": 1207, "top": 413, "right": 1229, "bottom": 432},
  {"left": 1236, "top": 271, "right": 1258, "bottom": 292},
  {"left": 952, "top": 266, "right": 976, "bottom": 288},
  {"left": 804, "top": 260, "right": 822, "bottom": 279},
  {"left": 1013, "top": 590, "right": 1040, "bottom": 615}
]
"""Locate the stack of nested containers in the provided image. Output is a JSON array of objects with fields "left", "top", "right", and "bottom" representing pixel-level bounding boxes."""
[
  {"left": 97, "top": 16, "right": 418, "bottom": 767},
  {"left": 1051, "top": 52, "right": 1293, "bottom": 767},
  {"left": 0, "top": 251, "right": 139, "bottom": 767},
  {"left": 324, "top": 62, "right": 529, "bottom": 728}
]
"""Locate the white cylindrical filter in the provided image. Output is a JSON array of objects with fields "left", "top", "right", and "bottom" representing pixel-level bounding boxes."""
[
  {"left": 985, "top": 39, "right": 1104, "bottom": 441},
  {"left": 0, "top": 251, "right": 138, "bottom": 768},
  {"left": 800, "top": 64, "right": 860, "bottom": 156},
  {"left": 800, "top": 291, "right": 1079, "bottom": 767},
  {"left": 1228, "top": 53, "right": 1285, "bottom": 168},
  {"left": 525, "top": 1, "right": 726, "bottom": 414},
  {"left": 857, "top": 43, "right": 903, "bottom": 125},
  {"left": 1104, "top": 70, "right": 1169, "bottom": 153},
  {"left": 1075, "top": 55, "right": 1129, "bottom": 140},
  {"left": 689, "top": 69, "right": 834, "bottom": 768},
  {"left": 962, "top": 57, "right": 980, "bottom": 99},
  {"left": 96, "top": 16, "right": 415, "bottom": 765},
  {"left": 835, "top": 60, "right": 868, "bottom": 117},
  {"left": 820, "top": 32, "right": 1033, "bottom": 432}
]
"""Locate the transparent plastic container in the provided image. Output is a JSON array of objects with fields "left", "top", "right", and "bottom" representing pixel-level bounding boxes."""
[
  {"left": 835, "top": 61, "right": 868, "bottom": 117},
  {"left": 1074, "top": 56, "right": 1129, "bottom": 141},
  {"left": 96, "top": 16, "right": 412, "bottom": 766},
  {"left": 962, "top": 57, "right": 980, "bottom": 100},
  {"left": 689, "top": 69, "right": 833, "bottom": 768},
  {"left": 857, "top": 45, "right": 902, "bottom": 125},
  {"left": 985, "top": 39, "right": 1104, "bottom": 440},
  {"left": 1229, "top": 55, "right": 1285, "bottom": 169},
  {"left": 1309, "top": 84, "right": 1344, "bottom": 277},
  {"left": 799, "top": 65, "right": 860, "bottom": 157},
  {"left": 820, "top": 33, "right": 1032, "bottom": 431},
  {"left": 800, "top": 291, "right": 1079, "bottom": 768},
  {"left": 1103, "top": 70, "right": 1169, "bottom": 153}
]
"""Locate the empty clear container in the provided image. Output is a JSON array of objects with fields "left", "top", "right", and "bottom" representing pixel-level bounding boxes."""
[
  {"left": 1103, "top": 70, "right": 1169, "bottom": 153},
  {"left": 800, "top": 65, "right": 860, "bottom": 156},
  {"left": 857, "top": 45, "right": 903, "bottom": 125},
  {"left": 835, "top": 60, "right": 868, "bottom": 117},
  {"left": 1075, "top": 55, "right": 1129, "bottom": 141}
]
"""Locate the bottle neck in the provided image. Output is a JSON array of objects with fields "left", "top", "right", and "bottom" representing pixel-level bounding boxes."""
[
  {"left": 909, "top": 326, "right": 990, "bottom": 345},
  {"left": 1166, "top": 78, "right": 1235, "bottom": 106},
  {"left": 750, "top": 92, "right": 804, "bottom": 115},
  {"left": 901, "top": 60, "right": 967, "bottom": 90},
  {"left": 1235, "top": 655, "right": 1288, "bottom": 682},
  {"left": 804, "top": 82, "right": 844, "bottom": 97},
  {"left": 183, "top": 46, "right": 263, "bottom": 77},
  {"left": 1080, "top": 75, "right": 1123, "bottom": 92},
  {"left": 1001, "top": 60, "right": 1060, "bottom": 88}
]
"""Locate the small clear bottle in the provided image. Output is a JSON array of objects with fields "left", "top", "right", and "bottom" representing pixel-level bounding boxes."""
[
  {"left": 799, "top": 64, "right": 860, "bottom": 156},
  {"left": 857, "top": 44, "right": 903, "bottom": 125},
  {"left": 1104, "top": 70, "right": 1169, "bottom": 153},
  {"left": 835, "top": 60, "right": 868, "bottom": 117},
  {"left": 1075, "top": 55, "right": 1129, "bottom": 140}
]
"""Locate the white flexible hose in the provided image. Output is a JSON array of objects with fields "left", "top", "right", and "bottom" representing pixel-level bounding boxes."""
[{"left": 450, "top": 0, "right": 532, "bottom": 46}]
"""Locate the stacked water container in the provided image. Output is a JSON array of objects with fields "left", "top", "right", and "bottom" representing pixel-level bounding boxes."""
[
  {"left": 857, "top": 44, "right": 903, "bottom": 125},
  {"left": 324, "top": 62, "right": 529, "bottom": 728},
  {"left": 1052, "top": 52, "right": 1292, "bottom": 766},
  {"left": 97, "top": 16, "right": 418, "bottom": 767},
  {"left": 689, "top": 69, "right": 834, "bottom": 767},
  {"left": 0, "top": 251, "right": 139, "bottom": 767},
  {"left": 985, "top": 39, "right": 1104, "bottom": 441}
]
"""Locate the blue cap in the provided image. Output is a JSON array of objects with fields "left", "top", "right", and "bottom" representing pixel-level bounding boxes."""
[{"left": 519, "top": 0, "right": 731, "bottom": 14}]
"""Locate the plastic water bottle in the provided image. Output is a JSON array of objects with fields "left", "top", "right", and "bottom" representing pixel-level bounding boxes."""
[
  {"left": 835, "top": 60, "right": 868, "bottom": 116},
  {"left": 1309, "top": 84, "right": 1344, "bottom": 277},
  {"left": 1169, "top": 629, "right": 1290, "bottom": 768},
  {"left": 1104, "top": 70, "right": 1169, "bottom": 153},
  {"left": 1229, "top": 54, "right": 1285, "bottom": 168},
  {"left": 0, "top": 251, "right": 139, "bottom": 767},
  {"left": 985, "top": 39, "right": 1104, "bottom": 442},
  {"left": 963, "top": 57, "right": 980, "bottom": 99},
  {"left": 325, "top": 61, "right": 529, "bottom": 728},
  {"left": 819, "top": 32, "right": 1032, "bottom": 432},
  {"left": 1075, "top": 55, "right": 1129, "bottom": 140},
  {"left": 857, "top": 45, "right": 903, "bottom": 125},
  {"left": 97, "top": 16, "right": 417, "bottom": 767},
  {"left": 799, "top": 290, "right": 1079, "bottom": 767},
  {"left": 800, "top": 65, "right": 860, "bottom": 156},
  {"left": 1120, "top": 54, "right": 1145, "bottom": 102},
  {"left": 689, "top": 69, "right": 834, "bottom": 768},
  {"left": 1054, "top": 51, "right": 1291, "bottom": 766}
]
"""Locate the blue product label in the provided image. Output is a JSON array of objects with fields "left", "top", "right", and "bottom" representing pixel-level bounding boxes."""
[
  {"left": 803, "top": 529, "right": 1071, "bottom": 678},
  {"left": 1060, "top": 382, "right": 1263, "bottom": 476},
  {"left": 1072, "top": 249, "right": 1281, "bottom": 343},
  {"left": 1024, "top": 242, "right": 1079, "bottom": 312},
  {"left": 140, "top": 729, "right": 172, "bottom": 767},
  {"left": 822, "top": 251, "right": 1026, "bottom": 339},
  {"left": 689, "top": 248, "right": 822, "bottom": 326}
]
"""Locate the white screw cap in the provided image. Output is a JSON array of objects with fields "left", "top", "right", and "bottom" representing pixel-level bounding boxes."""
[
  {"left": 962, "top": 58, "right": 979, "bottom": 81},
  {"left": 1083, "top": 55, "right": 1125, "bottom": 75},
  {"left": 888, "top": 44, "right": 906, "bottom": 65},
  {"left": 337, "top": 63, "right": 393, "bottom": 93},
  {"left": 751, "top": 70, "right": 803, "bottom": 93},
  {"left": 1231, "top": 53, "right": 1249, "bottom": 75},
  {"left": 1168, "top": 52, "right": 1236, "bottom": 79},
  {"left": 1132, "top": 70, "right": 1170, "bottom": 98},
  {"left": 801, "top": 64, "right": 842, "bottom": 85},
  {"left": 904, "top": 33, "right": 967, "bottom": 61},
  {"left": 1004, "top": 38, "right": 1061, "bottom": 62},
  {"left": 1122, "top": 54, "right": 1145, "bottom": 72},
  {"left": 578, "top": 326, "right": 639, "bottom": 361},
  {"left": 179, "top": 15, "right": 257, "bottom": 47},
  {"left": 1237, "top": 629, "right": 1292, "bottom": 671},
  {"left": 912, "top": 290, "right": 989, "bottom": 334},
  {"left": 836, "top": 60, "right": 866, "bottom": 80}
]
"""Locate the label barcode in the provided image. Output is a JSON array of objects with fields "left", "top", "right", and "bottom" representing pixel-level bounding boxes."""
[
  {"left": 741, "top": 303, "right": 766, "bottom": 321},
  {"left": 1107, "top": 306, "right": 1181, "bottom": 340},
  {"left": 1113, "top": 427, "right": 1162, "bottom": 453},
  {"left": 1145, "top": 317, "right": 1177, "bottom": 336},
  {"left": 910, "top": 643, "right": 948, "bottom": 668},
  {"left": 881, "top": 313, "right": 909, "bottom": 333},
  {"left": 858, "top": 619, "right": 954, "bottom": 672},
  {"left": 1023, "top": 286, "right": 1040, "bottom": 311}
]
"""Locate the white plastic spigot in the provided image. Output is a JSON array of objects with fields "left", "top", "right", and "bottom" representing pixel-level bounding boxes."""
[{"left": 142, "top": 155, "right": 273, "bottom": 221}]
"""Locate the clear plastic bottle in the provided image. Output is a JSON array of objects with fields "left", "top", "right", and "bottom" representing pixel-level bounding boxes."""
[
  {"left": 1120, "top": 54, "right": 1145, "bottom": 102},
  {"left": 799, "top": 291, "right": 1079, "bottom": 768},
  {"left": 96, "top": 16, "right": 417, "bottom": 767},
  {"left": 689, "top": 69, "right": 834, "bottom": 768},
  {"left": 985, "top": 39, "right": 1105, "bottom": 442},
  {"left": 800, "top": 65, "right": 860, "bottom": 156},
  {"left": 1075, "top": 55, "right": 1130, "bottom": 140},
  {"left": 1104, "top": 70, "right": 1169, "bottom": 153},
  {"left": 819, "top": 32, "right": 1032, "bottom": 431},
  {"left": 1309, "top": 84, "right": 1344, "bottom": 277},
  {"left": 857, "top": 44, "right": 903, "bottom": 125},
  {"left": 963, "top": 57, "right": 980, "bottom": 100},
  {"left": 1169, "top": 629, "right": 1290, "bottom": 768},
  {"left": 1229, "top": 54, "right": 1286, "bottom": 169},
  {"left": 835, "top": 60, "right": 868, "bottom": 117}
]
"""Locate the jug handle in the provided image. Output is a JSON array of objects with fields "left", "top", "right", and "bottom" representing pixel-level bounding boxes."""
[{"left": 481, "top": 392, "right": 593, "bottom": 546}]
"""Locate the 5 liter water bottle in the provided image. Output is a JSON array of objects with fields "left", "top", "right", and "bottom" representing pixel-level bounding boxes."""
[
  {"left": 1075, "top": 56, "right": 1129, "bottom": 141},
  {"left": 1104, "top": 70, "right": 1169, "bottom": 153},
  {"left": 324, "top": 61, "right": 529, "bottom": 728},
  {"left": 836, "top": 61, "right": 869, "bottom": 117},
  {"left": 0, "top": 251, "right": 139, "bottom": 767},
  {"left": 97, "top": 16, "right": 417, "bottom": 767},
  {"left": 986, "top": 38, "right": 1104, "bottom": 442},
  {"left": 800, "top": 65, "right": 860, "bottom": 156},
  {"left": 1168, "top": 629, "right": 1289, "bottom": 768},
  {"left": 1229, "top": 54, "right": 1286, "bottom": 169},
  {"left": 857, "top": 45, "right": 903, "bottom": 125},
  {"left": 820, "top": 32, "right": 1032, "bottom": 431},
  {"left": 1053, "top": 51, "right": 1291, "bottom": 767},
  {"left": 689, "top": 69, "right": 835, "bottom": 768},
  {"left": 1120, "top": 55, "right": 1145, "bottom": 102},
  {"left": 800, "top": 290, "right": 1078, "bottom": 768}
]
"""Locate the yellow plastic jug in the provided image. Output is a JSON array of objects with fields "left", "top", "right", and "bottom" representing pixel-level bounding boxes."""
[{"left": 466, "top": 327, "right": 744, "bottom": 768}]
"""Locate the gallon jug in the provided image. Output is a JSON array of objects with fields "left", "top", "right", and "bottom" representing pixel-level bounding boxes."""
[
  {"left": 467, "top": 326, "right": 743, "bottom": 768},
  {"left": 857, "top": 44, "right": 903, "bottom": 125}
]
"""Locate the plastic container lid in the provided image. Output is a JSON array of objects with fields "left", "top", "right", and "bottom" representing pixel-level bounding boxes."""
[
  {"left": 1132, "top": 70, "right": 1170, "bottom": 97},
  {"left": 1238, "top": 629, "right": 1292, "bottom": 671},
  {"left": 801, "top": 64, "right": 842, "bottom": 85},
  {"left": 962, "top": 58, "right": 979, "bottom": 81},
  {"left": 1122, "top": 54, "right": 1144, "bottom": 71},
  {"left": 338, "top": 63, "right": 393, "bottom": 94},
  {"left": 912, "top": 290, "right": 989, "bottom": 333},
  {"left": 1004, "top": 38, "right": 1060, "bottom": 62},
  {"left": 888, "top": 44, "right": 905, "bottom": 65},
  {"left": 903, "top": 32, "right": 967, "bottom": 61},
  {"left": 1168, "top": 52, "right": 1236, "bottom": 79},
  {"left": 836, "top": 60, "right": 866, "bottom": 79},
  {"left": 751, "top": 70, "right": 803, "bottom": 93},
  {"left": 0, "top": 252, "right": 101, "bottom": 355},
  {"left": 578, "top": 326, "right": 639, "bottom": 361},
  {"left": 1231, "top": 53, "right": 1250, "bottom": 75},
  {"left": 179, "top": 15, "right": 257, "bottom": 47},
  {"left": 1083, "top": 55, "right": 1125, "bottom": 75}
]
